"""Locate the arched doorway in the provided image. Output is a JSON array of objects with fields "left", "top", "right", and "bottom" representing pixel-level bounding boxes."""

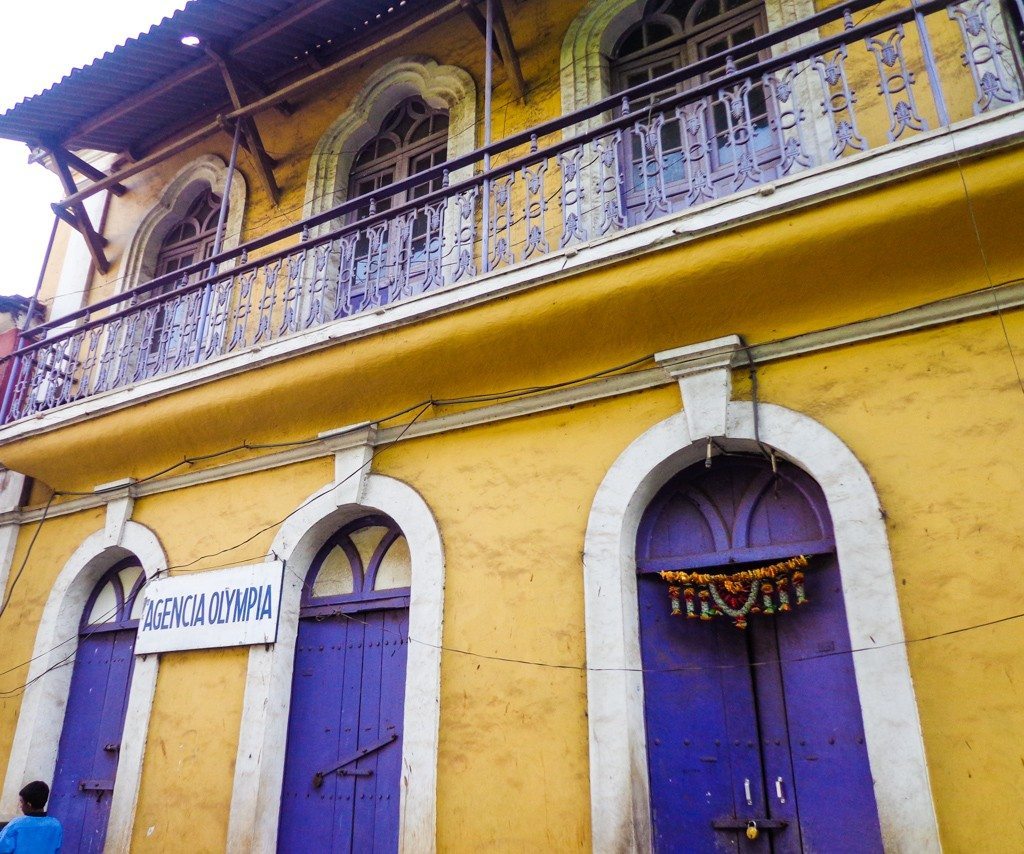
[
  {"left": 277, "top": 514, "right": 412, "bottom": 852},
  {"left": 48, "top": 557, "right": 145, "bottom": 853},
  {"left": 635, "top": 454, "right": 883, "bottom": 852}
]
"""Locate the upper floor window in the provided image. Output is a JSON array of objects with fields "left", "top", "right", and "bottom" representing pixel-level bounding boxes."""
[
  {"left": 611, "top": 0, "right": 775, "bottom": 210},
  {"left": 344, "top": 97, "right": 451, "bottom": 309},
  {"left": 154, "top": 187, "right": 224, "bottom": 279},
  {"left": 348, "top": 96, "right": 450, "bottom": 215},
  {"left": 611, "top": 0, "right": 769, "bottom": 94}
]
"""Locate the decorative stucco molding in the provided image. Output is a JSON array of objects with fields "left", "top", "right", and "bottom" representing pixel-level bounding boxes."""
[
  {"left": 303, "top": 56, "right": 477, "bottom": 222},
  {"left": 120, "top": 153, "right": 247, "bottom": 292},
  {"left": 560, "top": 0, "right": 818, "bottom": 116},
  {"left": 582, "top": 365, "right": 940, "bottom": 852}
]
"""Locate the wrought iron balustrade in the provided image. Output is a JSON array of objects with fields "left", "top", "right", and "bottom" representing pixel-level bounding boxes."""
[{"left": 3, "top": 0, "right": 1022, "bottom": 425}]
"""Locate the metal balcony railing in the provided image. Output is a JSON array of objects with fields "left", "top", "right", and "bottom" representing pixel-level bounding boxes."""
[{"left": 2, "top": 0, "right": 1022, "bottom": 425}]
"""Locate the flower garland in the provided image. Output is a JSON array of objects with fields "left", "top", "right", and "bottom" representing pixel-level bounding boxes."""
[{"left": 660, "top": 555, "right": 810, "bottom": 629}]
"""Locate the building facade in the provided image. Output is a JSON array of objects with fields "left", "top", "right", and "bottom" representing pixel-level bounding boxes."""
[{"left": 0, "top": 0, "right": 1022, "bottom": 850}]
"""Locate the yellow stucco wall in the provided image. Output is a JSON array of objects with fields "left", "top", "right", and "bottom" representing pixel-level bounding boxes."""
[
  {"left": 0, "top": 305, "right": 1022, "bottom": 848},
  {"left": 3, "top": 0, "right": 1024, "bottom": 849},
  {"left": 126, "top": 459, "right": 333, "bottom": 851}
]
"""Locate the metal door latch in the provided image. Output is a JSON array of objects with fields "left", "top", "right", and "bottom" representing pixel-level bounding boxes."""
[
  {"left": 712, "top": 818, "right": 788, "bottom": 831},
  {"left": 312, "top": 732, "right": 397, "bottom": 789},
  {"left": 78, "top": 780, "right": 114, "bottom": 792},
  {"left": 78, "top": 780, "right": 114, "bottom": 802},
  {"left": 775, "top": 777, "right": 786, "bottom": 804}
]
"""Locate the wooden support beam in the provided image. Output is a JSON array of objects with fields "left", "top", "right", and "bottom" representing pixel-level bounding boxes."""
[
  {"left": 31, "top": 146, "right": 129, "bottom": 196},
  {"left": 64, "top": 151, "right": 129, "bottom": 196},
  {"left": 206, "top": 46, "right": 281, "bottom": 205},
  {"left": 48, "top": 148, "right": 110, "bottom": 274},
  {"left": 57, "top": 2, "right": 463, "bottom": 209},
  {"left": 491, "top": 0, "right": 527, "bottom": 103},
  {"left": 49, "top": 202, "right": 81, "bottom": 230},
  {"left": 458, "top": 0, "right": 526, "bottom": 102},
  {"left": 224, "top": 59, "right": 294, "bottom": 116}
]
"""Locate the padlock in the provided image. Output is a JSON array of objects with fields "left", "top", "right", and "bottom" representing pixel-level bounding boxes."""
[{"left": 745, "top": 820, "right": 759, "bottom": 840}]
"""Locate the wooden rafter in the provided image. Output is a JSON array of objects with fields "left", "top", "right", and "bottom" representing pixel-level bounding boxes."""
[
  {"left": 30, "top": 146, "right": 128, "bottom": 196},
  {"left": 55, "top": 2, "right": 464, "bottom": 209},
  {"left": 206, "top": 45, "right": 281, "bottom": 205},
  {"left": 459, "top": 0, "right": 527, "bottom": 102},
  {"left": 64, "top": 0, "right": 347, "bottom": 149},
  {"left": 47, "top": 147, "right": 110, "bottom": 274}
]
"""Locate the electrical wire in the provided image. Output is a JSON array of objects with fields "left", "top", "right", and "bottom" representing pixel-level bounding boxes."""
[
  {"left": 0, "top": 493, "right": 55, "bottom": 621},
  {"left": 1, "top": 302, "right": 1021, "bottom": 695},
  {"left": 285, "top": 560, "right": 1024, "bottom": 677},
  {"left": 944, "top": 111, "right": 1024, "bottom": 400},
  {"left": 6, "top": 0, "right": 1024, "bottom": 695}
]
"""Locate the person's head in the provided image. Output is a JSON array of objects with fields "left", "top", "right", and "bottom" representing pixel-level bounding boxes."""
[{"left": 18, "top": 780, "right": 49, "bottom": 814}]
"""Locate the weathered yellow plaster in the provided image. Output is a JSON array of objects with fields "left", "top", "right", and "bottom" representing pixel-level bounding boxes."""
[
  {"left": 376, "top": 387, "right": 680, "bottom": 850},
  {"left": 129, "top": 647, "right": 248, "bottom": 853},
  {"left": 752, "top": 311, "right": 1024, "bottom": 850}
]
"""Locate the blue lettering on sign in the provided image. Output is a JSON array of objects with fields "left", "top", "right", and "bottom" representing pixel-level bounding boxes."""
[
  {"left": 258, "top": 584, "right": 273, "bottom": 619},
  {"left": 141, "top": 582, "right": 277, "bottom": 635}
]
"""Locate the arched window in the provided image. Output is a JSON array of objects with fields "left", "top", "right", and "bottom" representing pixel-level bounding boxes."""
[
  {"left": 134, "top": 187, "right": 224, "bottom": 376},
  {"left": 48, "top": 558, "right": 146, "bottom": 852},
  {"left": 278, "top": 515, "right": 411, "bottom": 851},
  {"left": 153, "top": 187, "right": 224, "bottom": 279},
  {"left": 348, "top": 97, "right": 449, "bottom": 212},
  {"left": 610, "top": 0, "right": 776, "bottom": 214},
  {"left": 344, "top": 97, "right": 450, "bottom": 311}
]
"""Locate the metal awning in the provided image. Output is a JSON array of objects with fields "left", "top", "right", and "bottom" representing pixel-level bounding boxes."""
[{"left": 0, "top": 0, "right": 443, "bottom": 156}]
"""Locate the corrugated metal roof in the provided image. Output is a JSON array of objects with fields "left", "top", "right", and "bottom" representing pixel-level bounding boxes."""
[{"left": 0, "top": 0, "right": 440, "bottom": 154}]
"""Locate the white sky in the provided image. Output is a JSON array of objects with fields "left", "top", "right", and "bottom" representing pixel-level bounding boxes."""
[{"left": 0, "top": 1, "right": 191, "bottom": 299}]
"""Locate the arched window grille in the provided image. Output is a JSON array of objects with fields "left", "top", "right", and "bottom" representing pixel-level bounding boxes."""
[
  {"left": 348, "top": 97, "right": 450, "bottom": 212},
  {"left": 154, "top": 187, "right": 224, "bottom": 279},
  {"left": 610, "top": 0, "right": 776, "bottom": 213},
  {"left": 136, "top": 187, "right": 224, "bottom": 375},
  {"left": 302, "top": 515, "right": 412, "bottom": 614},
  {"left": 80, "top": 558, "right": 147, "bottom": 631}
]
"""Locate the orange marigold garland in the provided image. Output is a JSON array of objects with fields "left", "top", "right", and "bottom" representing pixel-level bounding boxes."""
[{"left": 660, "top": 555, "right": 810, "bottom": 629}]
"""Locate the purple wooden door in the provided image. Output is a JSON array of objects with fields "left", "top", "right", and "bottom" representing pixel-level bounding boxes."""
[
  {"left": 49, "top": 560, "right": 145, "bottom": 854},
  {"left": 636, "top": 456, "right": 883, "bottom": 853},
  {"left": 278, "top": 516, "right": 411, "bottom": 853}
]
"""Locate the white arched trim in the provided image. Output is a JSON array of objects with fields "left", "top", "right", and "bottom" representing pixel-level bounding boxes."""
[
  {"left": 583, "top": 403, "right": 941, "bottom": 852},
  {"left": 120, "top": 153, "right": 248, "bottom": 292},
  {"left": 560, "top": 0, "right": 644, "bottom": 120},
  {"left": 227, "top": 472, "right": 445, "bottom": 854},
  {"left": 0, "top": 521, "right": 167, "bottom": 853},
  {"left": 302, "top": 56, "right": 477, "bottom": 221}
]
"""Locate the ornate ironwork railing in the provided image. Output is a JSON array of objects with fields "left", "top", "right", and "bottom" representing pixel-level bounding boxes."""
[{"left": 3, "top": 0, "right": 1022, "bottom": 424}]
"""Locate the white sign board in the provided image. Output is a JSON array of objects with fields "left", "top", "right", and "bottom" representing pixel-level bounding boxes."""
[{"left": 135, "top": 561, "right": 285, "bottom": 654}]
